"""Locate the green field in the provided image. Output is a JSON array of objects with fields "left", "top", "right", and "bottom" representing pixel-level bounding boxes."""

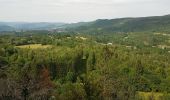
[
  {"left": 137, "top": 92, "right": 170, "bottom": 100},
  {"left": 16, "top": 44, "right": 52, "bottom": 49}
]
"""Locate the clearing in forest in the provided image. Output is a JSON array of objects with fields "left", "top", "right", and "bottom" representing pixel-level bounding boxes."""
[
  {"left": 16, "top": 44, "right": 52, "bottom": 49},
  {"left": 137, "top": 91, "right": 170, "bottom": 100}
]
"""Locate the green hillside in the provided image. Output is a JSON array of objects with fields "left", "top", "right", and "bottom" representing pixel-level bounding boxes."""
[
  {"left": 1, "top": 15, "right": 170, "bottom": 33},
  {"left": 67, "top": 15, "right": 170, "bottom": 33}
]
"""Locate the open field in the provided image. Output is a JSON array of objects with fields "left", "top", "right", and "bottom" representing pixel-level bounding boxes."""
[
  {"left": 16, "top": 44, "right": 52, "bottom": 49},
  {"left": 137, "top": 92, "right": 170, "bottom": 100}
]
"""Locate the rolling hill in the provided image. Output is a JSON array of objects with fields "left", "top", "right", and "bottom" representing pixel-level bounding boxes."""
[
  {"left": 1, "top": 14, "right": 170, "bottom": 33},
  {"left": 66, "top": 14, "right": 170, "bottom": 33}
]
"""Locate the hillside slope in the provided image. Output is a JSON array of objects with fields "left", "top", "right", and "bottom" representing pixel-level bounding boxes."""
[
  {"left": 1, "top": 15, "right": 170, "bottom": 32},
  {"left": 66, "top": 15, "right": 170, "bottom": 33}
]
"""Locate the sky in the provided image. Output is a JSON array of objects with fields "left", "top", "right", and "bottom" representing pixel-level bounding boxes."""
[{"left": 0, "top": 0, "right": 170, "bottom": 23}]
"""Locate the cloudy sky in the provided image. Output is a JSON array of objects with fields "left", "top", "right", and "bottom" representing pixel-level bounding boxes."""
[{"left": 0, "top": 0, "right": 170, "bottom": 23}]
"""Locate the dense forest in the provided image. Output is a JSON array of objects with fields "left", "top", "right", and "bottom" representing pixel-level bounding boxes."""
[{"left": 0, "top": 30, "right": 170, "bottom": 100}]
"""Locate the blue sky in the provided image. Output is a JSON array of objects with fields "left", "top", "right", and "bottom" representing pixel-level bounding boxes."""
[{"left": 0, "top": 0, "right": 170, "bottom": 23}]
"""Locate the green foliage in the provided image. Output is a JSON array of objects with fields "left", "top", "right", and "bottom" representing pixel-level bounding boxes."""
[
  {"left": 68, "top": 15, "right": 170, "bottom": 33},
  {"left": 0, "top": 31, "right": 170, "bottom": 99}
]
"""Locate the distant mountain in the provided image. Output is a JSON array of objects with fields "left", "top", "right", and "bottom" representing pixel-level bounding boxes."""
[
  {"left": 0, "top": 25, "right": 14, "bottom": 32},
  {"left": 1, "top": 14, "right": 170, "bottom": 33},
  {"left": 66, "top": 14, "right": 170, "bottom": 33},
  {"left": 0, "top": 22, "right": 65, "bottom": 32}
]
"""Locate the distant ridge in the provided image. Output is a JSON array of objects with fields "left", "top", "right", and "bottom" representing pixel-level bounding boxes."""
[
  {"left": 66, "top": 14, "right": 170, "bottom": 33},
  {"left": 0, "top": 22, "right": 65, "bottom": 32},
  {"left": 1, "top": 14, "right": 170, "bottom": 32},
  {"left": 0, "top": 25, "right": 14, "bottom": 32}
]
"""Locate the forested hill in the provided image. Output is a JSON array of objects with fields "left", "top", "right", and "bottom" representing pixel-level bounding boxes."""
[
  {"left": 1, "top": 14, "right": 170, "bottom": 33},
  {"left": 66, "top": 14, "right": 170, "bottom": 33}
]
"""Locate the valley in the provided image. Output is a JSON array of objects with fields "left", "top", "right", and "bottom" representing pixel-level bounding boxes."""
[{"left": 0, "top": 29, "right": 170, "bottom": 99}]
